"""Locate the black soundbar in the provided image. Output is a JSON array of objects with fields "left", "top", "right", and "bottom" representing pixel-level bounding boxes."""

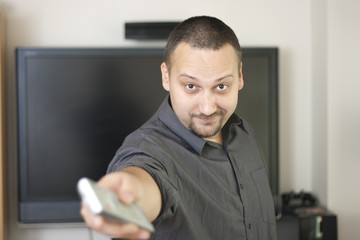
[{"left": 125, "top": 22, "right": 181, "bottom": 40}]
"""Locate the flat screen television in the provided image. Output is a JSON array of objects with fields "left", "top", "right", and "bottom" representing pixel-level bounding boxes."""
[{"left": 16, "top": 47, "right": 278, "bottom": 223}]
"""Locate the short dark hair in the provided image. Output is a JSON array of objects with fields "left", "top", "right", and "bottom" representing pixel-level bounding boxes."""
[{"left": 164, "top": 16, "right": 242, "bottom": 70}]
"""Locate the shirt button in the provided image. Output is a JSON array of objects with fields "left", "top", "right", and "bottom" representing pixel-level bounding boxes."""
[{"left": 240, "top": 184, "right": 244, "bottom": 190}]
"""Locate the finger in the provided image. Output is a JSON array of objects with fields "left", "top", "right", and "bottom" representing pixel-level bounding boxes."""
[
  {"left": 80, "top": 202, "right": 150, "bottom": 239},
  {"left": 80, "top": 202, "right": 99, "bottom": 228},
  {"left": 96, "top": 219, "right": 150, "bottom": 239}
]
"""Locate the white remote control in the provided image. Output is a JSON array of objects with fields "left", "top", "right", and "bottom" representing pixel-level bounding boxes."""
[{"left": 77, "top": 177, "right": 154, "bottom": 232}]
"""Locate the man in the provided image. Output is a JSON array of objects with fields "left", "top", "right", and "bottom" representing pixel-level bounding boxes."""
[{"left": 81, "top": 16, "right": 277, "bottom": 239}]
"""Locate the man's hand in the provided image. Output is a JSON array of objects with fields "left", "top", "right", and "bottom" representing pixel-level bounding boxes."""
[
  {"left": 80, "top": 167, "right": 161, "bottom": 239},
  {"left": 81, "top": 202, "right": 151, "bottom": 239}
]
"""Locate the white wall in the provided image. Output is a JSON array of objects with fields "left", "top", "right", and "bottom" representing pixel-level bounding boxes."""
[
  {"left": 0, "top": 0, "right": 359, "bottom": 239},
  {"left": 327, "top": 0, "right": 360, "bottom": 239}
]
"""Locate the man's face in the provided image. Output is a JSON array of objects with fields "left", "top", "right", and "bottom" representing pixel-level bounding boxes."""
[{"left": 161, "top": 43, "right": 244, "bottom": 143}]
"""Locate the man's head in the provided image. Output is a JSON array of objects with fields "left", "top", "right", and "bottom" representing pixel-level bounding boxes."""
[
  {"left": 161, "top": 16, "right": 244, "bottom": 144},
  {"left": 164, "top": 16, "right": 242, "bottom": 72}
]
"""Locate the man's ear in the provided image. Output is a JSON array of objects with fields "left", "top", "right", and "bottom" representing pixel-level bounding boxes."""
[
  {"left": 161, "top": 62, "right": 170, "bottom": 92},
  {"left": 238, "top": 62, "right": 244, "bottom": 91}
]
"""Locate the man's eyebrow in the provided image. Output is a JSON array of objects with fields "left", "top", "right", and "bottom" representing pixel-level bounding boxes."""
[
  {"left": 178, "top": 73, "right": 199, "bottom": 81},
  {"left": 178, "top": 73, "right": 234, "bottom": 82},
  {"left": 215, "top": 74, "right": 234, "bottom": 82}
]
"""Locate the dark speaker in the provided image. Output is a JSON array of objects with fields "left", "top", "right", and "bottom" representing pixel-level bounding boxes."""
[
  {"left": 125, "top": 22, "right": 181, "bottom": 40},
  {"left": 278, "top": 213, "right": 338, "bottom": 240}
]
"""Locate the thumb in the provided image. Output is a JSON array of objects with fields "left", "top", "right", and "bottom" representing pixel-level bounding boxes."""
[
  {"left": 98, "top": 169, "right": 143, "bottom": 206},
  {"left": 113, "top": 172, "right": 141, "bottom": 205},
  {"left": 121, "top": 191, "right": 135, "bottom": 205}
]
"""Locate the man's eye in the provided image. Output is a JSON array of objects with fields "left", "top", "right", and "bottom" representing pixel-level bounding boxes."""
[
  {"left": 185, "top": 84, "right": 196, "bottom": 90},
  {"left": 216, "top": 84, "right": 228, "bottom": 90}
]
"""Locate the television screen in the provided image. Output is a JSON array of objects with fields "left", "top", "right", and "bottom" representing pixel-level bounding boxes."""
[{"left": 16, "top": 47, "right": 278, "bottom": 223}]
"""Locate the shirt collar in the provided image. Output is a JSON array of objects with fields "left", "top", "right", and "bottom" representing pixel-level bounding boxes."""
[{"left": 158, "top": 96, "right": 206, "bottom": 155}]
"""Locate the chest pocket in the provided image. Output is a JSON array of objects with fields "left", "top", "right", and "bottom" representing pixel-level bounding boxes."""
[{"left": 251, "top": 168, "right": 276, "bottom": 224}]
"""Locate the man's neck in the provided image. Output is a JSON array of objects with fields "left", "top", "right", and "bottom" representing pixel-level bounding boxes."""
[{"left": 203, "top": 132, "right": 223, "bottom": 146}]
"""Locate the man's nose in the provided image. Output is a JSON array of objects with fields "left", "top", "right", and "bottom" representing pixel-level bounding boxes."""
[{"left": 198, "top": 91, "right": 217, "bottom": 116}]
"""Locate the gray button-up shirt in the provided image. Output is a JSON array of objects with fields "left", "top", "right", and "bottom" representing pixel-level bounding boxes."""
[{"left": 108, "top": 96, "right": 277, "bottom": 240}]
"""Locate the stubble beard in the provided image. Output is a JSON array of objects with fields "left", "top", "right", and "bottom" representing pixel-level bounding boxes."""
[{"left": 188, "top": 110, "right": 226, "bottom": 139}]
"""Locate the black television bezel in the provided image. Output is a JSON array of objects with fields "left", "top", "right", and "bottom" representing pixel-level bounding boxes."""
[
  {"left": 242, "top": 47, "right": 279, "bottom": 195},
  {"left": 16, "top": 47, "right": 278, "bottom": 224}
]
